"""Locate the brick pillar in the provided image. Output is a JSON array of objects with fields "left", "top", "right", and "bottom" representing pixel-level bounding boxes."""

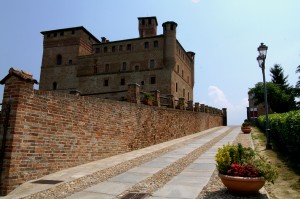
[
  {"left": 167, "top": 95, "right": 175, "bottom": 109},
  {"left": 151, "top": 90, "right": 160, "bottom": 107},
  {"left": 222, "top": 108, "right": 227, "bottom": 126},
  {"left": 0, "top": 68, "right": 37, "bottom": 195},
  {"left": 127, "top": 83, "right": 140, "bottom": 104},
  {"left": 187, "top": 100, "right": 193, "bottom": 111},
  {"left": 195, "top": 103, "right": 200, "bottom": 112},
  {"left": 200, "top": 104, "right": 205, "bottom": 112}
]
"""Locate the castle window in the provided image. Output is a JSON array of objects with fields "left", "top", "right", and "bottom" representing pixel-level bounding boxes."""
[
  {"left": 148, "top": 19, "right": 152, "bottom": 24},
  {"left": 154, "top": 41, "right": 158, "bottom": 48},
  {"left": 105, "top": 64, "right": 109, "bottom": 72},
  {"left": 104, "top": 79, "right": 109, "bottom": 87},
  {"left": 176, "top": 83, "right": 178, "bottom": 92},
  {"left": 69, "top": 59, "right": 72, "bottom": 65},
  {"left": 95, "top": 48, "right": 100, "bottom": 53},
  {"left": 135, "top": 65, "right": 140, "bottom": 71},
  {"left": 119, "top": 45, "right": 123, "bottom": 51},
  {"left": 177, "top": 65, "right": 179, "bottom": 73},
  {"left": 94, "top": 66, "right": 98, "bottom": 74},
  {"left": 47, "top": 33, "right": 51, "bottom": 38},
  {"left": 127, "top": 44, "right": 131, "bottom": 51},
  {"left": 120, "top": 78, "right": 125, "bottom": 86},
  {"left": 171, "top": 24, "right": 174, "bottom": 30},
  {"left": 144, "top": 42, "right": 149, "bottom": 49},
  {"left": 150, "top": 76, "right": 156, "bottom": 84},
  {"left": 53, "top": 82, "right": 57, "bottom": 90},
  {"left": 71, "top": 30, "right": 75, "bottom": 34},
  {"left": 103, "top": 46, "right": 108, "bottom": 53},
  {"left": 187, "top": 76, "right": 189, "bottom": 83},
  {"left": 112, "top": 46, "right": 116, "bottom": 52},
  {"left": 182, "top": 70, "right": 184, "bottom": 77},
  {"left": 56, "top": 54, "right": 62, "bottom": 65},
  {"left": 188, "top": 92, "right": 190, "bottom": 100},
  {"left": 121, "top": 62, "right": 127, "bottom": 71},
  {"left": 183, "top": 89, "right": 185, "bottom": 97},
  {"left": 54, "top": 32, "right": 57, "bottom": 37},
  {"left": 149, "top": 59, "right": 155, "bottom": 69},
  {"left": 60, "top": 32, "right": 64, "bottom": 36},
  {"left": 141, "top": 81, "right": 144, "bottom": 85},
  {"left": 142, "top": 19, "right": 145, "bottom": 25}
]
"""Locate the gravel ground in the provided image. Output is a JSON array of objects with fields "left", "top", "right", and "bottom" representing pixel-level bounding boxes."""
[{"left": 196, "top": 132, "right": 270, "bottom": 199}]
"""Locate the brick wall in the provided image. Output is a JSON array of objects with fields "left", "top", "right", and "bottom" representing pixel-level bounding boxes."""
[{"left": 0, "top": 69, "right": 223, "bottom": 195}]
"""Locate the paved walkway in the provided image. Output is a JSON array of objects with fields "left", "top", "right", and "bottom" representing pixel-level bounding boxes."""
[{"left": 3, "top": 126, "right": 241, "bottom": 199}]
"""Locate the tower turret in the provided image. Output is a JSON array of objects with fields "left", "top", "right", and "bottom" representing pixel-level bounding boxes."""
[
  {"left": 162, "top": 21, "right": 177, "bottom": 69},
  {"left": 138, "top": 16, "right": 158, "bottom": 37}
]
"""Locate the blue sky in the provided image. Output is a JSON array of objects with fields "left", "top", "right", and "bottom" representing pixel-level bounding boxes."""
[{"left": 1, "top": 0, "right": 299, "bottom": 125}]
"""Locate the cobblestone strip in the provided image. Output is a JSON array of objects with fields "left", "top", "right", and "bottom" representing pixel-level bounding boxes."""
[
  {"left": 117, "top": 127, "right": 234, "bottom": 198},
  {"left": 23, "top": 127, "right": 224, "bottom": 199}
]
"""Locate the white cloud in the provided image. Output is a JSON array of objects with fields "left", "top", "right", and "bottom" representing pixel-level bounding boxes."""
[{"left": 207, "top": 86, "right": 248, "bottom": 125}]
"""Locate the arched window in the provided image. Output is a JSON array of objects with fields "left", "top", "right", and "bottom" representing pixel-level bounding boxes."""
[
  {"left": 53, "top": 82, "right": 57, "bottom": 90},
  {"left": 56, "top": 54, "right": 62, "bottom": 65},
  {"left": 103, "top": 46, "right": 108, "bottom": 53},
  {"left": 144, "top": 42, "right": 149, "bottom": 49}
]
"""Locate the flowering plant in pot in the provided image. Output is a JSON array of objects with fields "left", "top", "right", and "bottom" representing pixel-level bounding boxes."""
[
  {"left": 215, "top": 143, "right": 278, "bottom": 194},
  {"left": 241, "top": 119, "right": 252, "bottom": 133}
]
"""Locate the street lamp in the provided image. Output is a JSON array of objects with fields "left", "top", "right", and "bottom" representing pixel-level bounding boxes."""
[{"left": 257, "top": 42, "right": 272, "bottom": 149}]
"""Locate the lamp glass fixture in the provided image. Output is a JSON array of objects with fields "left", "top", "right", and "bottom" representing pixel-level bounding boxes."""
[{"left": 257, "top": 43, "right": 268, "bottom": 57}]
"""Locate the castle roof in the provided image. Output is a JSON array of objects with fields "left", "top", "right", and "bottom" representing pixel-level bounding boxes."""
[{"left": 41, "top": 26, "right": 100, "bottom": 43}]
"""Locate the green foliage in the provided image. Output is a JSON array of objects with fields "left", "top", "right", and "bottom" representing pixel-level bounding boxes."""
[
  {"left": 257, "top": 110, "right": 300, "bottom": 154},
  {"left": 249, "top": 82, "right": 296, "bottom": 113},
  {"left": 270, "top": 64, "right": 290, "bottom": 91},
  {"left": 215, "top": 143, "right": 278, "bottom": 183},
  {"left": 143, "top": 93, "right": 153, "bottom": 100},
  {"left": 249, "top": 155, "right": 279, "bottom": 184}
]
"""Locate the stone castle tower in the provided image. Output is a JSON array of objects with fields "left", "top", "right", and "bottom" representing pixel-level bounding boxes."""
[{"left": 39, "top": 16, "right": 195, "bottom": 101}]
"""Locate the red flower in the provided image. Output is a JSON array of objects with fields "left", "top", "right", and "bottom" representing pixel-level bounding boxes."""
[{"left": 227, "top": 163, "right": 260, "bottom": 177}]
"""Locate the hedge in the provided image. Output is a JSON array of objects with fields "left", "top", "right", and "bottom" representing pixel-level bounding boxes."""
[{"left": 257, "top": 110, "right": 300, "bottom": 154}]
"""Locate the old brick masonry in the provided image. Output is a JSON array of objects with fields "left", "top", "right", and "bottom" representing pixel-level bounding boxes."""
[{"left": 0, "top": 69, "right": 224, "bottom": 195}]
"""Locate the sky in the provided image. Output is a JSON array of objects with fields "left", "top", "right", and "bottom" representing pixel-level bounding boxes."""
[{"left": 1, "top": 0, "right": 299, "bottom": 125}]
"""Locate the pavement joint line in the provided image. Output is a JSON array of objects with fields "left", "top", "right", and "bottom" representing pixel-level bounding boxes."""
[
  {"left": 116, "top": 127, "right": 235, "bottom": 198},
  {"left": 17, "top": 127, "right": 226, "bottom": 199}
]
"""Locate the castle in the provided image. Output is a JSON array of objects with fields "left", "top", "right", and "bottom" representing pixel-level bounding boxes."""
[{"left": 39, "top": 16, "right": 195, "bottom": 101}]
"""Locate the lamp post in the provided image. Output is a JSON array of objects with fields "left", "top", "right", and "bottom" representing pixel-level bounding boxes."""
[{"left": 257, "top": 43, "right": 272, "bottom": 149}]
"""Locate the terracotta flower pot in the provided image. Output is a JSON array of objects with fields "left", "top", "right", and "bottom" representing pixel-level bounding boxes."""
[
  {"left": 241, "top": 126, "right": 252, "bottom": 134},
  {"left": 218, "top": 174, "right": 265, "bottom": 194}
]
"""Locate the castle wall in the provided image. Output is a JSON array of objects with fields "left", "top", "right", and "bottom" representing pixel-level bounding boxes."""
[{"left": 0, "top": 72, "right": 223, "bottom": 195}]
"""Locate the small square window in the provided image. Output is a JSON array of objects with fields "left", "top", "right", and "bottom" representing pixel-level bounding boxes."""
[
  {"left": 112, "top": 46, "right": 116, "bottom": 52},
  {"left": 135, "top": 65, "right": 140, "bottom": 71},
  {"left": 141, "top": 81, "right": 144, "bottom": 85},
  {"left": 68, "top": 59, "right": 72, "bottom": 64},
  {"left": 104, "top": 79, "right": 109, "bottom": 87},
  {"left": 150, "top": 76, "right": 156, "bottom": 84},
  {"left": 121, "top": 78, "right": 125, "bottom": 85}
]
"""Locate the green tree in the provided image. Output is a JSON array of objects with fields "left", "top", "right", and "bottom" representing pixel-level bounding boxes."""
[
  {"left": 270, "top": 64, "right": 289, "bottom": 90},
  {"left": 249, "top": 82, "right": 296, "bottom": 113}
]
